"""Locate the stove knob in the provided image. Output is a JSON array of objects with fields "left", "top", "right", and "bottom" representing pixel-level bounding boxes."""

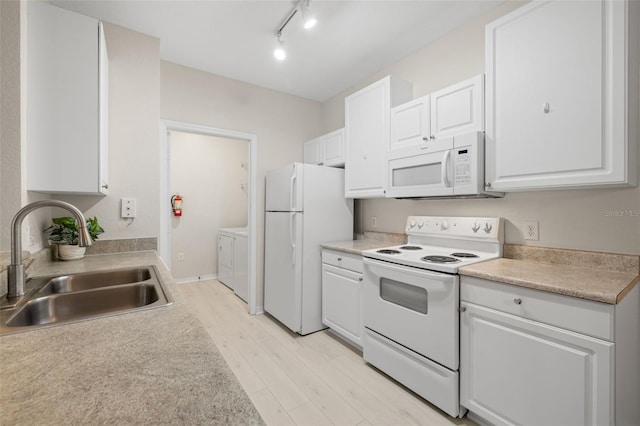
[
  {"left": 409, "top": 219, "right": 416, "bottom": 229},
  {"left": 417, "top": 220, "right": 424, "bottom": 229},
  {"left": 484, "top": 222, "right": 493, "bottom": 233},
  {"left": 472, "top": 222, "right": 481, "bottom": 233},
  {"left": 441, "top": 220, "right": 449, "bottom": 230}
]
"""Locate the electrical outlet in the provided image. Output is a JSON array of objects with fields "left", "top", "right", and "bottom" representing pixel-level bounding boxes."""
[
  {"left": 371, "top": 216, "right": 377, "bottom": 228},
  {"left": 121, "top": 198, "right": 136, "bottom": 218},
  {"left": 178, "top": 252, "right": 184, "bottom": 261},
  {"left": 524, "top": 221, "right": 539, "bottom": 241}
]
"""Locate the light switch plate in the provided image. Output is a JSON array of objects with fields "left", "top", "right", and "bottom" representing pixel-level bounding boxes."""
[{"left": 121, "top": 198, "right": 136, "bottom": 218}]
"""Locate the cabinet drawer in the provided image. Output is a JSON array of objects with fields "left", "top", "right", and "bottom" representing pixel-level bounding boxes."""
[
  {"left": 460, "top": 276, "right": 614, "bottom": 341},
  {"left": 322, "top": 249, "right": 363, "bottom": 273}
]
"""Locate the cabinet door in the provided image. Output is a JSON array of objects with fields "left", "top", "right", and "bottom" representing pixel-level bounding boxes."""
[
  {"left": 322, "top": 263, "right": 363, "bottom": 347},
  {"left": 389, "top": 95, "right": 430, "bottom": 157},
  {"left": 460, "top": 302, "right": 613, "bottom": 426},
  {"left": 218, "top": 233, "right": 234, "bottom": 288},
  {"left": 27, "top": 2, "right": 108, "bottom": 195},
  {"left": 322, "top": 129, "right": 345, "bottom": 167},
  {"left": 233, "top": 235, "right": 248, "bottom": 302},
  {"left": 345, "top": 78, "right": 389, "bottom": 198},
  {"left": 430, "top": 75, "right": 483, "bottom": 140},
  {"left": 98, "top": 22, "right": 109, "bottom": 194},
  {"left": 485, "top": 0, "right": 635, "bottom": 190},
  {"left": 303, "top": 137, "right": 321, "bottom": 165},
  {"left": 345, "top": 76, "right": 412, "bottom": 198}
]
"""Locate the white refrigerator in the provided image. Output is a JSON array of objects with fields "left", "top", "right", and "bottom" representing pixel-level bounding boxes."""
[{"left": 264, "top": 163, "right": 353, "bottom": 335}]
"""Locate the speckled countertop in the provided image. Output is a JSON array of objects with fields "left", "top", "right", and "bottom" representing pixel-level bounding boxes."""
[
  {"left": 321, "top": 231, "right": 407, "bottom": 255},
  {"left": 321, "top": 239, "right": 399, "bottom": 255},
  {"left": 460, "top": 245, "right": 640, "bottom": 305},
  {"left": 322, "top": 239, "right": 640, "bottom": 305},
  {"left": 0, "top": 251, "right": 264, "bottom": 425}
]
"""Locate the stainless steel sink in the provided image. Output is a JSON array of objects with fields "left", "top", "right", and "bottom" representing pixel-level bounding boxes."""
[
  {"left": 0, "top": 266, "right": 172, "bottom": 335},
  {"left": 36, "top": 267, "right": 152, "bottom": 296}
]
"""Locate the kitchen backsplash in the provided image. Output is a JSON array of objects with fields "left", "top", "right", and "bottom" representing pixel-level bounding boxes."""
[{"left": 357, "top": 231, "right": 407, "bottom": 244}]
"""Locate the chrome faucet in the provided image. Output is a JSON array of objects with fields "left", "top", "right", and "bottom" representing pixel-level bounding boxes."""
[{"left": 7, "top": 200, "right": 92, "bottom": 299}]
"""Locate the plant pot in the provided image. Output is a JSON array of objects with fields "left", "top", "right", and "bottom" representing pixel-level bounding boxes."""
[{"left": 57, "top": 244, "right": 86, "bottom": 261}]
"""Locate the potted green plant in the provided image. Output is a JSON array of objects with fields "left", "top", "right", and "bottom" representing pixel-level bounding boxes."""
[{"left": 44, "top": 216, "right": 104, "bottom": 260}]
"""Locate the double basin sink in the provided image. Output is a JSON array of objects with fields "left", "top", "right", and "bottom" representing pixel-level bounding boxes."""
[{"left": 0, "top": 265, "right": 173, "bottom": 335}]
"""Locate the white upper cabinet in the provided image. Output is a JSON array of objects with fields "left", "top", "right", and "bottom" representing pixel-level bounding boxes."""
[
  {"left": 485, "top": 0, "right": 639, "bottom": 191},
  {"left": 345, "top": 76, "right": 413, "bottom": 198},
  {"left": 389, "top": 75, "right": 484, "bottom": 160},
  {"left": 303, "top": 137, "right": 322, "bottom": 166},
  {"left": 430, "top": 74, "right": 484, "bottom": 140},
  {"left": 303, "top": 129, "right": 345, "bottom": 167},
  {"left": 389, "top": 95, "right": 430, "bottom": 159},
  {"left": 322, "top": 129, "right": 345, "bottom": 167},
  {"left": 27, "top": 2, "right": 109, "bottom": 195}
]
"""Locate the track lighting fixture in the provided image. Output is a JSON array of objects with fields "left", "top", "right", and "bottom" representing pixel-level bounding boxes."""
[{"left": 273, "top": 0, "right": 317, "bottom": 61}]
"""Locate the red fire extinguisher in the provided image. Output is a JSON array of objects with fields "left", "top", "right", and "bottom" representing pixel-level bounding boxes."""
[{"left": 171, "top": 194, "right": 183, "bottom": 217}]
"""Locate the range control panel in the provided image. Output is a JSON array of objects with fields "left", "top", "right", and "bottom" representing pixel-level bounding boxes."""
[{"left": 405, "top": 216, "right": 503, "bottom": 242}]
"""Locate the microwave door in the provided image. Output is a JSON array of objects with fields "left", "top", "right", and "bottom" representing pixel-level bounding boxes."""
[{"left": 387, "top": 150, "right": 454, "bottom": 198}]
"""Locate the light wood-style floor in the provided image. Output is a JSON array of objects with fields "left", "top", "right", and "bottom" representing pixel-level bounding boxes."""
[{"left": 179, "top": 280, "right": 476, "bottom": 426}]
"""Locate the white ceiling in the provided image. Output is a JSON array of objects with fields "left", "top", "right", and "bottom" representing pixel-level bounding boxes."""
[{"left": 51, "top": 0, "right": 503, "bottom": 102}]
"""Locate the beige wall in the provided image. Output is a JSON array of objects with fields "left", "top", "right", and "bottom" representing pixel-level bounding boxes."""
[
  {"left": 169, "top": 132, "right": 248, "bottom": 281},
  {"left": 322, "top": 1, "right": 640, "bottom": 255},
  {"left": 161, "top": 61, "right": 323, "bottom": 306},
  {"left": 56, "top": 23, "right": 161, "bottom": 243}
]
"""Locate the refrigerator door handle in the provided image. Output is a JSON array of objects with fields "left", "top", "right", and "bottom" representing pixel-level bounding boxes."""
[
  {"left": 290, "top": 170, "right": 297, "bottom": 211},
  {"left": 289, "top": 212, "right": 296, "bottom": 265}
]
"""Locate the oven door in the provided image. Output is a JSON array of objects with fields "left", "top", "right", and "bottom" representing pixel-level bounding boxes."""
[
  {"left": 386, "top": 148, "right": 454, "bottom": 198},
  {"left": 363, "top": 258, "right": 459, "bottom": 370}
]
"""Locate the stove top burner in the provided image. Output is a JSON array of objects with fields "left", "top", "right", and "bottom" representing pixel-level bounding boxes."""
[
  {"left": 421, "top": 255, "right": 461, "bottom": 264},
  {"left": 450, "top": 252, "right": 479, "bottom": 258},
  {"left": 399, "top": 246, "right": 423, "bottom": 251},
  {"left": 377, "top": 249, "right": 402, "bottom": 255}
]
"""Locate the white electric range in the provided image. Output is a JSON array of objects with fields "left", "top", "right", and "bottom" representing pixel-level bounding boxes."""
[{"left": 361, "top": 216, "right": 503, "bottom": 418}]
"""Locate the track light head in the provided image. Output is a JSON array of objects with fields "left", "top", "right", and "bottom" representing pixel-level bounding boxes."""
[
  {"left": 299, "top": 0, "right": 317, "bottom": 30},
  {"left": 274, "top": 34, "right": 286, "bottom": 61}
]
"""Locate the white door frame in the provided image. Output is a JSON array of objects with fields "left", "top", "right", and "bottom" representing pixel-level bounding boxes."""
[{"left": 159, "top": 119, "right": 258, "bottom": 315}]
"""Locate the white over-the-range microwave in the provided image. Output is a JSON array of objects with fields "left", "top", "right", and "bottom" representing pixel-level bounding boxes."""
[{"left": 386, "top": 131, "right": 503, "bottom": 199}]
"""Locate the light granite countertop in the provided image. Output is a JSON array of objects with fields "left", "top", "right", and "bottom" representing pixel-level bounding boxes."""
[
  {"left": 460, "top": 256, "right": 640, "bottom": 305},
  {"left": 321, "top": 239, "right": 640, "bottom": 305},
  {"left": 321, "top": 232, "right": 407, "bottom": 255},
  {"left": 0, "top": 251, "right": 264, "bottom": 425},
  {"left": 321, "top": 239, "right": 400, "bottom": 255}
]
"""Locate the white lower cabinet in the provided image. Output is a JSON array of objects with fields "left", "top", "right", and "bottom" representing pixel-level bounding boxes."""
[
  {"left": 460, "top": 302, "right": 612, "bottom": 426},
  {"left": 321, "top": 249, "right": 363, "bottom": 348},
  {"left": 460, "top": 276, "right": 640, "bottom": 426}
]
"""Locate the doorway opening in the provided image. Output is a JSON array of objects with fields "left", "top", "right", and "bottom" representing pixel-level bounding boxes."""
[{"left": 160, "top": 120, "right": 258, "bottom": 314}]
